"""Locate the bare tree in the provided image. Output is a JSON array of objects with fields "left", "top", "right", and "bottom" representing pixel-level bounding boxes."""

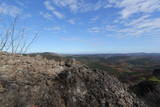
[{"left": 0, "top": 17, "right": 39, "bottom": 54}]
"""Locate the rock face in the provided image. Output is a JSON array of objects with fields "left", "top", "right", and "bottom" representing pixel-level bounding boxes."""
[
  {"left": 0, "top": 52, "right": 146, "bottom": 107},
  {"left": 130, "top": 69, "right": 160, "bottom": 107},
  {"left": 131, "top": 81, "right": 160, "bottom": 107}
]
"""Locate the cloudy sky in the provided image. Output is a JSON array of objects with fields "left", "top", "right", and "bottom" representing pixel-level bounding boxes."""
[{"left": 0, "top": 0, "right": 160, "bottom": 53}]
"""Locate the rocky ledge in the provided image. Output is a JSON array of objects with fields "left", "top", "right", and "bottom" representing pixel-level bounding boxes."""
[{"left": 0, "top": 52, "right": 146, "bottom": 107}]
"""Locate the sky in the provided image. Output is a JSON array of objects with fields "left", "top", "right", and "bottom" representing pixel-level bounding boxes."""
[{"left": 0, "top": 0, "right": 160, "bottom": 54}]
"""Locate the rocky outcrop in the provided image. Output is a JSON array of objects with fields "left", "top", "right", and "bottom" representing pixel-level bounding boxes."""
[
  {"left": 153, "top": 69, "right": 160, "bottom": 79},
  {"left": 0, "top": 52, "right": 146, "bottom": 107},
  {"left": 131, "top": 81, "right": 160, "bottom": 107}
]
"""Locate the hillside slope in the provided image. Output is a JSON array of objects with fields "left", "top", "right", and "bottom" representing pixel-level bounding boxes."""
[{"left": 0, "top": 52, "right": 146, "bottom": 107}]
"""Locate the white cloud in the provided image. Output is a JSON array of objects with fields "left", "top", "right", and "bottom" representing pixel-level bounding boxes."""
[
  {"left": 105, "top": 25, "right": 119, "bottom": 32},
  {"left": 88, "top": 27, "right": 102, "bottom": 33},
  {"left": 136, "top": 18, "right": 160, "bottom": 30},
  {"left": 48, "top": 0, "right": 108, "bottom": 13},
  {"left": 125, "top": 15, "right": 150, "bottom": 26},
  {"left": 88, "top": 14, "right": 160, "bottom": 37},
  {"left": 109, "top": 0, "right": 160, "bottom": 18},
  {"left": 44, "top": 1, "right": 64, "bottom": 19},
  {"left": 40, "top": 12, "right": 53, "bottom": 20},
  {"left": 44, "top": 26, "right": 65, "bottom": 33},
  {"left": 0, "top": 3, "right": 22, "bottom": 17},
  {"left": 51, "top": 0, "right": 79, "bottom": 12},
  {"left": 119, "top": 15, "right": 160, "bottom": 35},
  {"left": 44, "top": 0, "right": 160, "bottom": 19},
  {"left": 43, "top": 0, "right": 160, "bottom": 38},
  {"left": 67, "top": 19, "right": 75, "bottom": 24}
]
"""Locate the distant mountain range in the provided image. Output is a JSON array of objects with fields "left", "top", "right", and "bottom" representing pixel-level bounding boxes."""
[{"left": 67, "top": 53, "right": 160, "bottom": 57}]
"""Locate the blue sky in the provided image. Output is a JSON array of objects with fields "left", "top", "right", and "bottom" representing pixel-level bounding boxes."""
[{"left": 0, "top": 0, "right": 160, "bottom": 53}]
